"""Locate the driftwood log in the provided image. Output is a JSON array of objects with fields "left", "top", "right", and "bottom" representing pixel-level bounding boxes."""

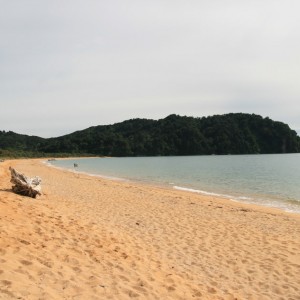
[{"left": 9, "top": 167, "right": 42, "bottom": 198}]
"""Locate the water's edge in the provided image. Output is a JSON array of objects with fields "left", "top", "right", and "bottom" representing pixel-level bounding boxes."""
[{"left": 44, "top": 156, "right": 300, "bottom": 214}]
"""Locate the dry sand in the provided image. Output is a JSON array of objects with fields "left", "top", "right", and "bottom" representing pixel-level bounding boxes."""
[{"left": 0, "top": 159, "right": 300, "bottom": 300}]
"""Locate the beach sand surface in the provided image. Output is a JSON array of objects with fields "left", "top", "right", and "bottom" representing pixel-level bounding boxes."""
[{"left": 0, "top": 159, "right": 300, "bottom": 300}]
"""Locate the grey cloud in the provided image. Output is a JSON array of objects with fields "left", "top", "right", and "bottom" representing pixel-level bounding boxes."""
[{"left": 1, "top": 0, "right": 300, "bottom": 137}]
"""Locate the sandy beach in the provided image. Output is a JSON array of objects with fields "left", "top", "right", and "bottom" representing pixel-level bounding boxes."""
[{"left": 1, "top": 159, "right": 300, "bottom": 300}]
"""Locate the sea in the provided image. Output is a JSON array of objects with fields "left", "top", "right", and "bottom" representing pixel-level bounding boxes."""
[{"left": 48, "top": 154, "right": 300, "bottom": 214}]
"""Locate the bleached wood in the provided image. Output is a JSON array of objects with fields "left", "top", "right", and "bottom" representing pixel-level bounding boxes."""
[{"left": 9, "top": 167, "right": 42, "bottom": 198}]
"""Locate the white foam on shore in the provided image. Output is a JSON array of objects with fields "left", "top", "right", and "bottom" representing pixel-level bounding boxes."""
[
  {"left": 173, "top": 185, "right": 300, "bottom": 214},
  {"left": 174, "top": 185, "right": 232, "bottom": 198}
]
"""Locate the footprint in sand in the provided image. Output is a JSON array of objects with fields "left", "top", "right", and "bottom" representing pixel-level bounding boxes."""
[
  {"left": 18, "top": 239, "right": 31, "bottom": 245},
  {"left": 1, "top": 280, "right": 12, "bottom": 286},
  {"left": 207, "top": 286, "right": 217, "bottom": 294},
  {"left": 119, "top": 275, "right": 130, "bottom": 282},
  {"left": 20, "top": 260, "right": 32, "bottom": 266},
  {"left": 193, "top": 291, "right": 203, "bottom": 297}
]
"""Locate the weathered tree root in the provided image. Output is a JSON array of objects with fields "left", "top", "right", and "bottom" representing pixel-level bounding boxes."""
[{"left": 9, "top": 167, "right": 42, "bottom": 198}]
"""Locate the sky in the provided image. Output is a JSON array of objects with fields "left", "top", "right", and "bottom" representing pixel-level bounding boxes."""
[{"left": 1, "top": 0, "right": 300, "bottom": 138}]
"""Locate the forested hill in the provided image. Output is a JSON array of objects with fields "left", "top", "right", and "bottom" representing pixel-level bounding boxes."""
[{"left": 1, "top": 113, "right": 300, "bottom": 157}]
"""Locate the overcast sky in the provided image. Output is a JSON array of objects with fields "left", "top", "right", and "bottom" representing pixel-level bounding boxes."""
[{"left": 1, "top": 0, "right": 299, "bottom": 137}]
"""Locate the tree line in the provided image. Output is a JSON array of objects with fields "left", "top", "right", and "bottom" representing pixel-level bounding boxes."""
[{"left": 1, "top": 113, "right": 299, "bottom": 158}]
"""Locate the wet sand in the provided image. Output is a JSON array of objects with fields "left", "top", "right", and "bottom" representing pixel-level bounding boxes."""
[{"left": 1, "top": 159, "right": 300, "bottom": 299}]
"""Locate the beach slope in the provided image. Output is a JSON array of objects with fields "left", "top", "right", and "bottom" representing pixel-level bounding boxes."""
[{"left": 0, "top": 159, "right": 300, "bottom": 299}]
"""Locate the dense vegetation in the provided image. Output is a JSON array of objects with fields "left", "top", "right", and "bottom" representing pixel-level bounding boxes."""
[{"left": 1, "top": 113, "right": 299, "bottom": 158}]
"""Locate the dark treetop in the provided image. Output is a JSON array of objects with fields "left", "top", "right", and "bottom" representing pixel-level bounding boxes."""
[{"left": 1, "top": 113, "right": 299, "bottom": 158}]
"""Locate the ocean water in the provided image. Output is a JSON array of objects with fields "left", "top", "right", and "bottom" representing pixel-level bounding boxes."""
[{"left": 48, "top": 154, "right": 300, "bottom": 213}]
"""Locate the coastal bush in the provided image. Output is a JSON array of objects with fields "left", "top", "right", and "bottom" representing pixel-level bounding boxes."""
[{"left": 0, "top": 113, "right": 299, "bottom": 157}]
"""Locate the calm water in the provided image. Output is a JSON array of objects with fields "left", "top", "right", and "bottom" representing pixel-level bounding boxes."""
[{"left": 48, "top": 154, "right": 300, "bottom": 213}]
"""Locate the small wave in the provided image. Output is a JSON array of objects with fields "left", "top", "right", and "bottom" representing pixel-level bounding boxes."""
[
  {"left": 173, "top": 185, "right": 300, "bottom": 214},
  {"left": 236, "top": 196, "right": 252, "bottom": 200},
  {"left": 173, "top": 186, "right": 231, "bottom": 198},
  {"left": 83, "top": 172, "right": 128, "bottom": 182}
]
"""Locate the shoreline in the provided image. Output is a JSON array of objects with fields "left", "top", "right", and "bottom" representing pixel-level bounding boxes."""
[
  {"left": 1, "top": 159, "right": 300, "bottom": 299},
  {"left": 46, "top": 157, "right": 300, "bottom": 215}
]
